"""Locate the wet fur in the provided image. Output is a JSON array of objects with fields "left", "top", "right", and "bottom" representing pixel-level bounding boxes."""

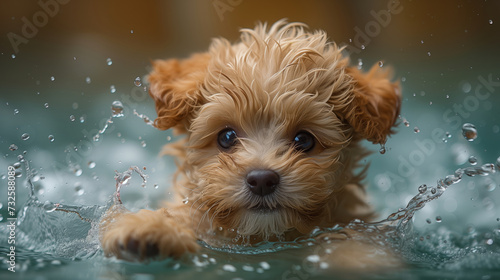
[{"left": 100, "top": 20, "right": 401, "bottom": 268}]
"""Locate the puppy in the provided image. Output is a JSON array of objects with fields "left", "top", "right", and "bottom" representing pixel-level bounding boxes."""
[{"left": 100, "top": 20, "right": 401, "bottom": 268}]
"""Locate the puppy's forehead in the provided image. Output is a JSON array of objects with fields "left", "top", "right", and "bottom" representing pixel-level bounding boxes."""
[{"left": 203, "top": 23, "right": 349, "bottom": 103}]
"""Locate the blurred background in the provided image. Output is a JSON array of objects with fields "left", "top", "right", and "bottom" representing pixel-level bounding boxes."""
[{"left": 1, "top": 0, "right": 499, "bottom": 231}]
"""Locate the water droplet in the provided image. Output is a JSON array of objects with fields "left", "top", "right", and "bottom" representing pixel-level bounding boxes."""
[
  {"left": 462, "top": 123, "right": 477, "bottom": 141},
  {"left": 436, "top": 216, "right": 442, "bottom": 222},
  {"left": 418, "top": 184, "right": 427, "bottom": 193},
  {"left": 446, "top": 132, "right": 452, "bottom": 138},
  {"left": 468, "top": 156, "right": 477, "bottom": 165},
  {"left": 260, "top": 262, "right": 270, "bottom": 270},
  {"left": 222, "top": 264, "right": 236, "bottom": 272},
  {"left": 43, "top": 201, "right": 58, "bottom": 213},
  {"left": 48, "top": 135, "right": 55, "bottom": 142},
  {"left": 496, "top": 156, "right": 500, "bottom": 169},
  {"left": 106, "top": 58, "right": 113, "bottom": 66},
  {"left": 166, "top": 136, "right": 172, "bottom": 141},
  {"left": 50, "top": 76, "right": 55, "bottom": 81},
  {"left": 414, "top": 127, "right": 420, "bottom": 133},
  {"left": 183, "top": 197, "right": 189, "bottom": 204},
  {"left": 154, "top": 184, "right": 159, "bottom": 189},
  {"left": 9, "top": 144, "right": 18, "bottom": 151},
  {"left": 421, "top": 40, "right": 424, "bottom": 44},
  {"left": 85, "top": 77, "right": 91, "bottom": 84},
  {"left": 79, "top": 115, "right": 85, "bottom": 123},
  {"left": 401, "top": 77, "right": 406, "bottom": 82},
  {"left": 379, "top": 143, "right": 386, "bottom": 154},
  {"left": 403, "top": 120, "right": 410, "bottom": 127},
  {"left": 13, "top": 162, "right": 21, "bottom": 169},
  {"left": 111, "top": 101, "right": 124, "bottom": 117},
  {"left": 486, "top": 239, "right": 494, "bottom": 245},
  {"left": 427, "top": 51, "right": 431, "bottom": 56},
  {"left": 72, "top": 102, "right": 79, "bottom": 109},
  {"left": 21, "top": 133, "right": 30, "bottom": 140},
  {"left": 14, "top": 109, "right": 19, "bottom": 115},
  {"left": 44, "top": 102, "right": 49, "bottom": 108},
  {"left": 11, "top": 54, "right": 16, "bottom": 59},
  {"left": 87, "top": 161, "right": 96, "bottom": 169},
  {"left": 426, "top": 218, "right": 431, "bottom": 224},
  {"left": 110, "top": 85, "right": 116, "bottom": 93},
  {"left": 431, "top": 188, "right": 437, "bottom": 194},
  {"left": 74, "top": 183, "right": 84, "bottom": 195},
  {"left": 357, "top": 58, "right": 363, "bottom": 69},
  {"left": 73, "top": 167, "right": 83, "bottom": 177},
  {"left": 486, "top": 182, "right": 496, "bottom": 192},
  {"left": 69, "top": 115, "right": 76, "bottom": 122},
  {"left": 134, "top": 77, "right": 142, "bottom": 87},
  {"left": 361, "top": 44, "right": 366, "bottom": 50},
  {"left": 461, "top": 82, "right": 472, "bottom": 93},
  {"left": 378, "top": 61, "right": 384, "bottom": 67},
  {"left": 489, "top": 19, "right": 493, "bottom": 25},
  {"left": 306, "top": 255, "right": 320, "bottom": 263},
  {"left": 141, "top": 140, "right": 146, "bottom": 148},
  {"left": 130, "top": 29, "right": 134, "bottom": 34}
]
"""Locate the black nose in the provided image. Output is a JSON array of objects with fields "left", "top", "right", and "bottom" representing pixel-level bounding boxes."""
[{"left": 246, "top": 169, "right": 280, "bottom": 196}]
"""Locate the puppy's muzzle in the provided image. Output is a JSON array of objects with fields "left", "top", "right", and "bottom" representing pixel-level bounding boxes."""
[{"left": 245, "top": 169, "right": 280, "bottom": 196}]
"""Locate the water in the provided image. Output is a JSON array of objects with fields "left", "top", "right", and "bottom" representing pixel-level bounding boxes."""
[{"left": 1, "top": 144, "right": 498, "bottom": 279}]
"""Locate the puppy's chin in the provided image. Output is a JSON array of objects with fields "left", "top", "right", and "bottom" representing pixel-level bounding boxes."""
[{"left": 233, "top": 208, "right": 288, "bottom": 237}]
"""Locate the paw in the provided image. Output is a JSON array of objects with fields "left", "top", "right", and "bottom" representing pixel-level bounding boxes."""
[{"left": 100, "top": 208, "right": 199, "bottom": 261}]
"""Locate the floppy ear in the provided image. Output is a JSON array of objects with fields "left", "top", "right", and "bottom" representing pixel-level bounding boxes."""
[
  {"left": 148, "top": 53, "right": 210, "bottom": 132},
  {"left": 333, "top": 64, "right": 401, "bottom": 144}
]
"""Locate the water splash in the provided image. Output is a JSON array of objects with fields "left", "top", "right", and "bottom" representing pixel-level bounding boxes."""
[
  {"left": 113, "top": 166, "right": 148, "bottom": 204},
  {"left": 133, "top": 109, "right": 155, "bottom": 127},
  {"left": 93, "top": 101, "right": 125, "bottom": 142},
  {"left": 0, "top": 159, "right": 108, "bottom": 260},
  {"left": 200, "top": 156, "right": 500, "bottom": 259}
]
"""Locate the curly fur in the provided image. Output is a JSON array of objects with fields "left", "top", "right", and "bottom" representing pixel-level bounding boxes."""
[{"left": 100, "top": 20, "right": 401, "bottom": 265}]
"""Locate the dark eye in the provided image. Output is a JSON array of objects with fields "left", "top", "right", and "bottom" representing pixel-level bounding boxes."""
[
  {"left": 217, "top": 128, "right": 238, "bottom": 150},
  {"left": 293, "top": 131, "right": 315, "bottom": 152}
]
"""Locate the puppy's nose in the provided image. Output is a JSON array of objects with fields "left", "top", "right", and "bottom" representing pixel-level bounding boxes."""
[{"left": 246, "top": 169, "right": 280, "bottom": 196}]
